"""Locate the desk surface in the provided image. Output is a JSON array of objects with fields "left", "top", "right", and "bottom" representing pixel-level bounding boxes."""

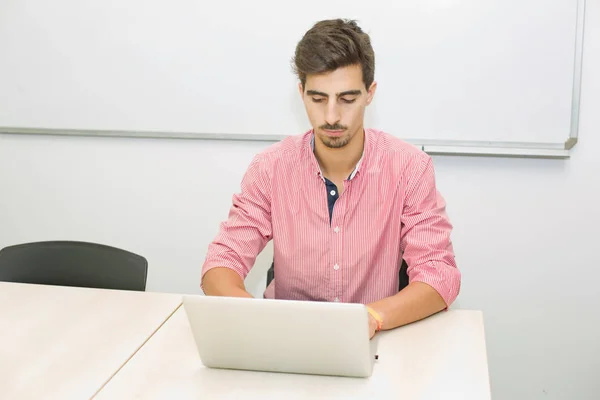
[
  {"left": 96, "top": 307, "right": 491, "bottom": 400},
  {"left": 0, "top": 282, "right": 182, "bottom": 400}
]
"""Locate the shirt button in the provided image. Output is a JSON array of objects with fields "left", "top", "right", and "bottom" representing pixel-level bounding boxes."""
[
  {"left": 333, "top": 264, "right": 339, "bottom": 270},
  {"left": 334, "top": 226, "right": 340, "bottom": 233},
  {"left": 330, "top": 190, "right": 336, "bottom": 196}
]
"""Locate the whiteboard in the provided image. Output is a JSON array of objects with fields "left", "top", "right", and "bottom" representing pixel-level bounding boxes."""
[{"left": 0, "top": 0, "right": 584, "bottom": 153}]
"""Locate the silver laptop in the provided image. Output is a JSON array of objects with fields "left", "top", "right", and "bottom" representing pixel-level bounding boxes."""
[{"left": 182, "top": 295, "right": 379, "bottom": 378}]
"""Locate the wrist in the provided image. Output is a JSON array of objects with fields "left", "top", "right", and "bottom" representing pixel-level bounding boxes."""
[{"left": 366, "top": 306, "right": 384, "bottom": 331}]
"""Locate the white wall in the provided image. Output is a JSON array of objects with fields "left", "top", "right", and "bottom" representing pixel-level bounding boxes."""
[
  {"left": 0, "top": 135, "right": 275, "bottom": 296},
  {"left": 0, "top": 2, "right": 599, "bottom": 399}
]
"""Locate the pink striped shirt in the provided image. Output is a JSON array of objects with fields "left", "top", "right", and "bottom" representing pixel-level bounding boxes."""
[{"left": 201, "top": 129, "right": 461, "bottom": 306}]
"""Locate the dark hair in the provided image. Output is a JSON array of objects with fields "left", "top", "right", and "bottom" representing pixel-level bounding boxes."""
[{"left": 292, "top": 19, "right": 375, "bottom": 90}]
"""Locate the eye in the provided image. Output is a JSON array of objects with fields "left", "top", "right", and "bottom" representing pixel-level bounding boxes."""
[
  {"left": 341, "top": 98, "right": 357, "bottom": 104},
  {"left": 311, "top": 97, "right": 325, "bottom": 103}
]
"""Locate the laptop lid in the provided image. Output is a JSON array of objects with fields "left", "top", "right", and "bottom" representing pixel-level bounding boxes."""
[{"left": 182, "top": 295, "right": 378, "bottom": 378}]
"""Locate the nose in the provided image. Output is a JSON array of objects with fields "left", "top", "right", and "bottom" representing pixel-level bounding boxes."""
[{"left": 324, "top": 102, "right": 341, "bottom": 127}]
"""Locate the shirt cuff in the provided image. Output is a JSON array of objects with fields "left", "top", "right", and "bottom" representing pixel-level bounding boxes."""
[{"left": 409, "top": 261, "right": 461, "bottom": 307}]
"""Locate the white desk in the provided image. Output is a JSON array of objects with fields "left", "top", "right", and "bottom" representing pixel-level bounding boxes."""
[
  {"left": 0, "top": 282, "right": 182, "bottom": 400},
  {"left": 96, "top": 307, "right": 491, "bottom": 399}
]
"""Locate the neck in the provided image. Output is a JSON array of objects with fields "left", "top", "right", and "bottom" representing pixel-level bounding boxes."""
[{"left": 314, "top": 128, "right": 365, "bottom": 180}]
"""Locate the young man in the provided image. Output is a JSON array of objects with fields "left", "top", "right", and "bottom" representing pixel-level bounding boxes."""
[{"left": 201, "top": 19, "right": 461, "bottom": 338}]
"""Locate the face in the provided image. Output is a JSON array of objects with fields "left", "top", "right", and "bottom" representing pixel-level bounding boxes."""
[{"left": 299, "top": 64, "right": 377, "bottom": 149}]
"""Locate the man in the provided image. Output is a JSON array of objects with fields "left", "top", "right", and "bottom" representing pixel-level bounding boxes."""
[{"left": 201, "top": 19, "right": 461, "bottom": 339}]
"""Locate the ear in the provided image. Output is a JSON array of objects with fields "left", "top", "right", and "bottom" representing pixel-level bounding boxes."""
[
  {"left": 366, "top": 81, "right": 377, "bottom": 105},
  {"left": 298, "top": 82, "right": 304, "bottom": 97}
]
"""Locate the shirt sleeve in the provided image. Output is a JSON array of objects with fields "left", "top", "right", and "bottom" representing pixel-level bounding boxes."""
[
  {"left": 400, "top": 154, "right": 461, "bottom": 307},
  {"left": 201, "top": 154, "right": 273, "bottom": 285}
]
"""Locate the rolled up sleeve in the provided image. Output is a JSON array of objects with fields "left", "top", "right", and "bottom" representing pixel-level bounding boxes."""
[
  {"left": 400, "top": 154, "right": 461, "bottom": 307},
  {"left": 201, "top": 154, "right": 273, "bottom": 284}
]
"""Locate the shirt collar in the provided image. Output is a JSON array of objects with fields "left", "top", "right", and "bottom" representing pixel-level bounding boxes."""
[{"left": 310, "top": 133, "right": 364, "bottom": 181}]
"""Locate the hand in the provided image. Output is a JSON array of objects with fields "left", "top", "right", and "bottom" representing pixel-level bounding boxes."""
[{"left": 368, "top": 313, "right": 378, "bottom": 339}]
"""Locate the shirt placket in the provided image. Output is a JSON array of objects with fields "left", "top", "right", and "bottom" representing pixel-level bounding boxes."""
[{"left": 329, "top": 179, "right": 351, "bottom": 303}]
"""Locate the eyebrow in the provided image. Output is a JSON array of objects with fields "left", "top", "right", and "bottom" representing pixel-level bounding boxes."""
[{"left": 306, "top": 90, "right": 362, "bottom": 97}]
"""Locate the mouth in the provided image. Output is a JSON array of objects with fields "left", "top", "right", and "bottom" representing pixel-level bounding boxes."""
[{"left": 323, "top": 129, "right": 345, "bottom": 137}]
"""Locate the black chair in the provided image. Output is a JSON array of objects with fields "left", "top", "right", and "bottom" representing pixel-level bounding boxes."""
[
  {"left": 266, "top": 258, "right": 409, "bottom": 292},
  {"left": 0, "top": 241, "right": 148, "bottom": 291}
]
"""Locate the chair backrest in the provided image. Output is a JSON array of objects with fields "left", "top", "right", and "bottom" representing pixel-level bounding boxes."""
[
  {"left": 266, "top": 259, "right": 410, "bottom": 293},
  {"left": 0, "top": 241, "right": 148, "bottom": 291}
]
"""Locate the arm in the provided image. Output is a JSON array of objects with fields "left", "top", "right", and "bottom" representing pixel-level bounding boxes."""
[
  {"left": 201, "top": 155, "right": 273, "bottom": 297},
  {"left": 202, "top": 267, "right": 254, "bottom": 298},
  {"left": 367, "top": 282, "right": 447, "bottom": 336},
  {"left": 368, "top": 155, "right": 461, "bottom": 334}
]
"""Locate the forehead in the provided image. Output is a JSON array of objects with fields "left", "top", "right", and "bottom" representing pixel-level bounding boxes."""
[{"left": 304, "top": 64, "right": 364, "bottom": 93}]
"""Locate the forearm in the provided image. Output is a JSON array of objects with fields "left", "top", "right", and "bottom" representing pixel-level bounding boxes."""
[
  {"left": 201, "top": 267, "right": 253, "bottom": 298},
  {"left": 368, "top": 281, "right": 447, "bottom": 330}
]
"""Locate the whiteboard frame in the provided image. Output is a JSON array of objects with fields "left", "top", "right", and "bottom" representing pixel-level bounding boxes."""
[{"left": 0, "top": 0, "right": 586, "bottom": 160}]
